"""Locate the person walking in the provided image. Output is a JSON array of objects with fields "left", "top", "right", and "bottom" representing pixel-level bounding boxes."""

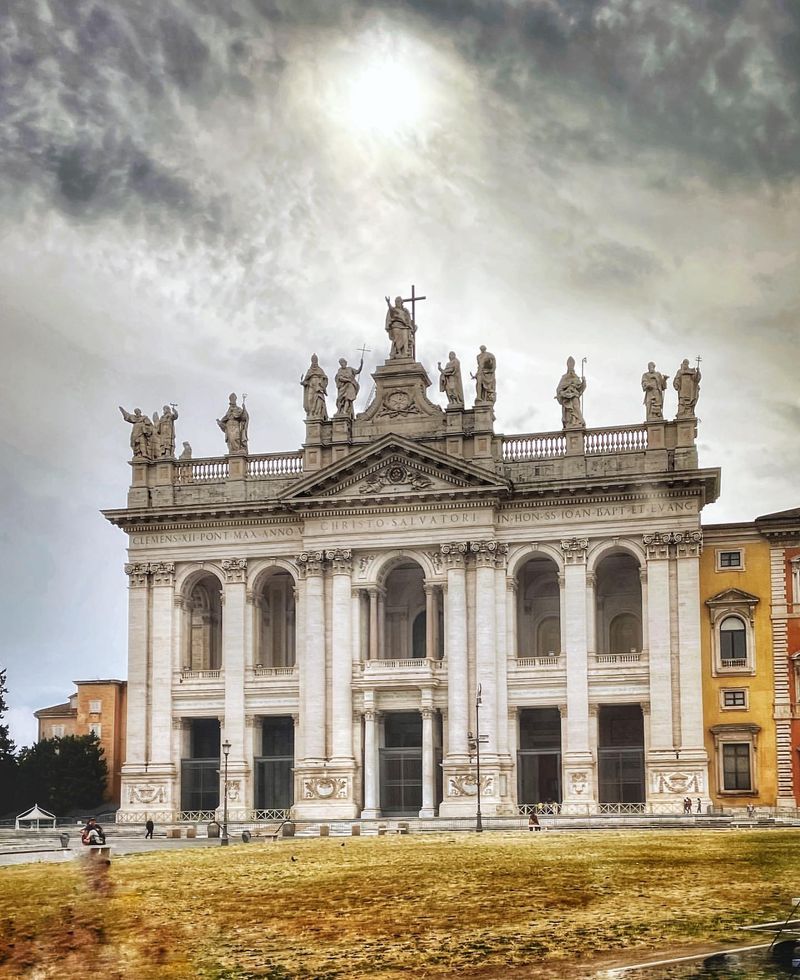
[
  {"left": 528, "top": 811, "right": 541, "bottom": 832},
  {"left": 145, "top": 818, "right": 155, "bottom": 839}
]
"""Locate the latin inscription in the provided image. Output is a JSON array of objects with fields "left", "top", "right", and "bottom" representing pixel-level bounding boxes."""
[
  {"left": 131, "top": 527, "right": 302, "bottom": 546},
  {"left": 316, "top": 513, "right": 483, "bottom": 533},
  {"left": 498, "top": 500, "right": 696, "bottom": 523}
]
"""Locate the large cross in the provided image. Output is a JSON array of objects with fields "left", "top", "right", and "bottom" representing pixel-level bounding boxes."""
[{"left": 401, "top": 284, "right": 427, "bottom": 324}]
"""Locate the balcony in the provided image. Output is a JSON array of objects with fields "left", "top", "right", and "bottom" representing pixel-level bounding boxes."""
[{"left": 356, "top": 658, "right": 446, "bottom": 688}]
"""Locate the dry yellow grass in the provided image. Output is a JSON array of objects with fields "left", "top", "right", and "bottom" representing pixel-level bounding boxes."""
[{"left": 0, "top": 829, "right": 797, "bottom": 978}]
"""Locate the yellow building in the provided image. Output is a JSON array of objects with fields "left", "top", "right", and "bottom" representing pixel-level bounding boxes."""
[{"left": 700, "top": 524, "right": 776, "bottom": 807}]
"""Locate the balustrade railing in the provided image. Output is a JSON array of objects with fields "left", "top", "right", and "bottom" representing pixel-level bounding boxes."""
[
  {"left": 178, "top": 810, "right": 217, "bottom": 823},
  {"left": 179, "top": 669, "right": 222, "bottom": 680},
  {"left": 247, "top": 452, "right": 304, "bottom": 477},
  {"left": 515, "top": 656, "right": 562, "bottom": 668},
  {"left": 252, "top": 666, "right": 297, "bottom": 678},
  {"left": 175, "top": 458, "right": 229, "bottom": 483},
  {"left": 584, "top": 425, "right": 648, "bottom": 455},
  {"left": 361, "top": 658, "right": 445, "bottom": 670},
  {"left": 594, "top": 653, "right": 644, "bottom": 665},
  {"left": 249, "top": 809, "right": 291, "bottom": 821},
  {"left": 502, "top": 432, "right": 566, "bottom": 461}
]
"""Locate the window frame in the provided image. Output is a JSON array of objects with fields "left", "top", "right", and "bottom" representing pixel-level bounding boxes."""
[
  {"left": 706, "top": 591, "right": 759, "bottom": 677},
  {"left": 720, "top": 688, "right": 748, "bottom": 710},
  {"left": 88, "top": 722, "right": 102, "bottom": 738},
  {"left": 710, "top": 723, "right": 760, "bottom": 797},
  {"left": 716, "top": 549, "right": 744, "bottom": 571},
  {"left": 88, "top": 699, "right": 102, "bottom": 714}
]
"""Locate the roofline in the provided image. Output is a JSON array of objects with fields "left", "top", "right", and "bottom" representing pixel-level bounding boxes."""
[{"left": 73, "top": 679, "right": 127, "bottom": 687}]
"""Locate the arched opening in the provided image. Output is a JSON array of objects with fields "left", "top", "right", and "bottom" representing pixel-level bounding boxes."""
[
  {"left": 595, "top": 553, "right": 643, "bottom": 655},
  {"left": 254, "top": 569, "right": 296, "bottom": 668},
  {"left": 382, "top": 561, "right": 428, "bottom": 660},
  {"left": 184, "top": 574, "right": 223, "bottom": 670},
  {"left": 517, "top": 556, "right": 561, "bottom": 658},
  {"left": 720, "top": 616, "right": 746, "bottom": 665}
]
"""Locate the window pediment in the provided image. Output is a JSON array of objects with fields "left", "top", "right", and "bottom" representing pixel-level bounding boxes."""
[{"left": 705, "top": 588, "right": 760, "bottom": 625}]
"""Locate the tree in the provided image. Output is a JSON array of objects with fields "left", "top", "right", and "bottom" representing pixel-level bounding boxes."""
[
  {"left": 0, "top": 669, "right": 18, "bottom": 814},
  {"left": 16, "top": 733, "right": 108, "bottom": 817}
]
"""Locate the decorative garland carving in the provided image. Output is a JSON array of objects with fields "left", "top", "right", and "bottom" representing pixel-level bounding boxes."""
[
  {"left": 359, "top": 463, "right": 433, "bottom": 495},
  {"left": 128, "top": 783, "right": 167, "bottom": 805},
  {"left": 447, "top": 773, "right": 495, "bottom": 797},
  {"left": 302, "top": 776, "right": 349, "bottom": 800}
]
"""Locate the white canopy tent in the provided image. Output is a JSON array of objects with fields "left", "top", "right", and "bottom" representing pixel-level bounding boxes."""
[{"left": 15, "top": 803, "right": 57, "bottom": 830}]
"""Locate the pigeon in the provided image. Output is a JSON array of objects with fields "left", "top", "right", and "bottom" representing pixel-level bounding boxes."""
[{"left": 290, "top": 855, "right": 297, "bottom": 862}]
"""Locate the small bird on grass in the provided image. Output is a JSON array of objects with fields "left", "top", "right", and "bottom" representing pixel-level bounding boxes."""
[{"left": 290, "top": 855, "right": 297, "bottom": 862}]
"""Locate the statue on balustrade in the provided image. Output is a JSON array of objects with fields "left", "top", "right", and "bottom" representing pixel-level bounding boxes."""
[
  {"left": 217, "top": 393, "right": 249, "bottom": 454},
  {"left": 555, "top": 356, "right": 586, "bottom": 429},
  {"left": 471, "top": 345, "right": 497, "bottom": 404},
  {"left": 153, "top": 404, "right": 179, "bottom": 457},
  {"left": 335, "top": 357, "right": 363, "bottom": 419},
  {"left": 179, "top": 441, "right": 192, "bottom": 460},
  {"left": 641, "top": 363, "right": 668, "bottom": 421},
  {"left": 384, "top": 295, "right": 415, "bottom": 359},
  {"left": 673, "top": 358, "right": 701, "bottom": 419},
  {"left": 438, "top": 351, "right": 464, "bottom": 407},
  {"left": 119, "top": 406, "right": 154, "bottom": 459},
  {"left": 300, "top": 354, "right": 329, "bottom": 421}
]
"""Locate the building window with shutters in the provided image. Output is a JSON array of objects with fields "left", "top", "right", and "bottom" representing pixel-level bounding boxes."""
[
  {"left": 706, "top": 589, "right": 759, "bottom": 676},
  {"left": 710, "top": 723, "right": 759, "bottom": 796},
  {"left": 89, "top": 700, "right": 102, "bottom": 714}
]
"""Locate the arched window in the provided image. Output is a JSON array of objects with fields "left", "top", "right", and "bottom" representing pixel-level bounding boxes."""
[
  {"left": 382, "top": 561, "right": 427, "bottom": 660},
  {"left": 412, "top": 612, "right": 426, "bottom": 660},
  {"left": 255, "top": 570, "right": 296, "bottom": 668},
  {"left": 609, "top": 613, "right": 642, "bottom": 654},
  {"left": 516, "top": 556, "right": 561, "bottom": 659},
  {"left": 536, "top": 617, "right": 561, "bottom": 658},
  {"left": 720, "top": 617, "right": 746, "bottom": 665},
  {"left": 186, "top": 575, "right": 222, "bottom": 670}
]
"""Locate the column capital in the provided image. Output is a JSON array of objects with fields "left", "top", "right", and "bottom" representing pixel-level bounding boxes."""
[
  {"left": 173, "top": 594, "right": 186, "bottom": 609},
  {"left": 560, "top": 537, "right": 588, "bottom": 564},
  {"left": 363, "top": 708, "right": 377, "bottom": 722},
  {"left": 440, "top": 541, "right": 469, "bottom": 568},
  {"left": 326, "top": 548, "right": 353, "bottom": 574},
  {"left": 469, "top": 540, "right": 508, "bottom": 568},
  {"left": 351, "top": 586, "right": 366, "bottom": 601},
  {"left": 426, "top": 550, "right": 444, "bottom": 576},
  {"left": 640, "top": 701, "right": 651, "bottom": 715},
  {"left": 125, "top": 562, "right": 151, "bottom": 587},
  {"left": 587, "top": 704, "right": 599, "bottom": 717},
  {"left": 420, "top": 706, "right": 435, "bottom": 721},
  {"left": 585, "top": 571, "right": 596, "bottom": 587},
  {"left": 221, "top": 558, "right": 248, "bottom": 583},
  {"left": 672, "top": 529, "right": 703, "bottom": 559},
  {"left": 150, "top": 561, "right": 175, "bottom": 586},
  {"left": 642, "top": 532, "right": 671, "bottom": 560},
  {"left": 297, "top": 551, "right": 324, "bottom": 577},
  {"left": 171, "top": 717, "right": 187, "bottom": 731}
]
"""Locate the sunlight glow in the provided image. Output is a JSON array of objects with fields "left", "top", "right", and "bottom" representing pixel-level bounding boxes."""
[{"left": 347, "top": 55, "right": 426, "bottom": 131}]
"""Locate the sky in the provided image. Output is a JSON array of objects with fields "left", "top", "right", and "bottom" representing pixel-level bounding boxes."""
[{"left": 1, "top": 0, "right": 799, "bottom": 747}]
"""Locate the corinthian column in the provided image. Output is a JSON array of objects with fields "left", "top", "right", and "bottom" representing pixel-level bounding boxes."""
[
  {"left": 442, "top": 542, "right": 469, "bottom": 764},
  {"left": 362, "top": 708, "right": 380, "bottom": 819},
  {"left": 221, "top": 558, "right": 248, "bottom": 780},
  {"left": 150, "top": 561, "right": 176, "bottom": 774},
  {"left": 674, "top": 532, "right": 706, "bottom": 752},
  {"left": 560, "top": 537, "right": 594, "bottom": 809},
  {"left": 298, "top": 552, "right": 326, "bottom": 763},
  {"left": 328, "top": 549, "right": 354, "bottom": 764},
  {"left": 472, "top": 541, "right": 501, "bottom": 754},
  {"left": 122, "top": 562, "right": 151, "bottom": 771},
  {"left": 643, "top": 533, "right": 674, "bottom": 754},
  {"left": 420, "top": 706, "right": 436, "bottom": 817}
]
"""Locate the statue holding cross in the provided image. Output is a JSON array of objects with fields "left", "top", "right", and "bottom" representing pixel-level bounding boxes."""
[{"left": 384, "top": 285, "right": 426, "bottom": 360}]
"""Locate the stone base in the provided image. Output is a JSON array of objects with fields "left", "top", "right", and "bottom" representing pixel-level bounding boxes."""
[
  {"left": 292, "top": 765, "right": 360, "bottom": 821},
  {"left": 438, "top": 764, "right": 512, "bottom": 817}
]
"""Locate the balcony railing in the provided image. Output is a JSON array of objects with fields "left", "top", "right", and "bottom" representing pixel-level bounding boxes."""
[
  {"left": 720, "top": 658, "right": 749, "bottom": 670},
  {"left": 514, "top": 656, "right": 562, "bottom": 668},
  {"left": 247, "top": 452, "right": 303, "bottom": 477},
  {"left": 179, "top": 669, "right": 222, "bottom": 680},
  {"left": 251, "top": 666, "right": 298, "bottom": 678},
  {"left": 584, "top": 425, "right": 648, "bottom": 455},
  {"left": 502, "top": 431, "right": 567, "bottom": 461},
  {"left": 594, "top": 653, "right": 644, "bottom": 665},
  {"left": 502, "top": 424, "right": 648, "bottom": 463},
  {"left": 176, "top": 458, "right": 229, "bottom": 483},
  {"left": 360, "top": 658, "right": 446, "bottom": 671}
]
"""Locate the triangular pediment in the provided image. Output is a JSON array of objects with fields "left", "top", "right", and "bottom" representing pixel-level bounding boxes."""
[
  {"left": 705, "top": 588, "right": 761, "bottom": 607},
  {"left": 280, "top": 434, "right": 509, "bottom": 506}
]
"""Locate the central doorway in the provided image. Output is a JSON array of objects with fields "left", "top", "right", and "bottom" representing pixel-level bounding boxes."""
[
  {"left": 379, "top": 712, "right": 422, "bottom": 815},
  {"left": 597, "top": 704, "right": 645, "bottom": 806},
  {"left": 517, "top": 707, "right": 562, "bottom": 806},
  {"left": 254, "top": 716, "right": 294, "bottom": 811}
]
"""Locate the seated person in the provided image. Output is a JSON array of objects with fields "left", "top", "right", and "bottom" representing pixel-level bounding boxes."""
[{"left": 81, "top": 818, "right": 106, "bottom": 846}]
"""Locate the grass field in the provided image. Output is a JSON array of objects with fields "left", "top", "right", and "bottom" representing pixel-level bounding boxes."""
[{"left": 1, "top": 829, "right": 798, "bottom": 979}]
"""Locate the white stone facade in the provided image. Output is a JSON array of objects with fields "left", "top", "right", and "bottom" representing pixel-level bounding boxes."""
[{"left": 107, "top": 350, "right": 719, "bottom": 822}]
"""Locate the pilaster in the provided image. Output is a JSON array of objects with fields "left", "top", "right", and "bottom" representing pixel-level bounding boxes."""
[
  {"left": 328, "top": 549, "right": 355, "bottom": 767},
  {"left": 149, "top": 561, "right": 177, "bottom": 780},
  {"left": 222, "top": 557, "right": 249, "bottom": 801}
]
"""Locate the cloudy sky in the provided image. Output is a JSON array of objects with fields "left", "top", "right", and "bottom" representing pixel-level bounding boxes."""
[{"left": 1, "top": 0, "right": 798, "bottom": 747}]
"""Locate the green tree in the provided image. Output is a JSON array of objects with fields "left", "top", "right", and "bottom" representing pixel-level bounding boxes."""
[
  {"left": 0, "top": 668, "right": 18, "bottom": 814},
  {"left": 16, "top": 733, "right": 108, "bottom": 817}
]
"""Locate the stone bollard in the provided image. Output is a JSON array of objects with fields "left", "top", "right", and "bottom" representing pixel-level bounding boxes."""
[
  {"left": 351, "top": 824, "right": 361, "bottom": 837},
  {"left": 207, "top": 821, "right": 220, "bottom": 838},
  {"left": 241, "top": 830, "right": 251, "bottom": 843},
  {"left": 397, "top": 822, "right": 409, "bottom": 835},
  {"left": 319, "top": 824, "right": 330, "bottom": 837},
  {"left": 185, "top": 826, "right": 196, "bottom": 839},
  {"left": 166, "top": 828, "right": 181, "bottom": 839},
  {"left": 377, "top": 823, "right": 387, "bottom": 837},
  {"left": 281, "top": 821, "right": 295, "bottom": 838}
]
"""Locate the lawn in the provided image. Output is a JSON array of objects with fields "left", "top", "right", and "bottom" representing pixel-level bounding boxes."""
[{"left": 0, "top": 829, "right": 797, "bottom": 979}]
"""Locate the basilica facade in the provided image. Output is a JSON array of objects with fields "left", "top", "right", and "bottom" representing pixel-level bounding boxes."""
[{"left": 106, "top": 308, "right": 720, "bottom": 823}]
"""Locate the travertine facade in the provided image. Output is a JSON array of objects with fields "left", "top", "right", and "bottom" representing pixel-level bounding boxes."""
[{"left": 106, "top": 313, "right": 720, "bottom": 822}]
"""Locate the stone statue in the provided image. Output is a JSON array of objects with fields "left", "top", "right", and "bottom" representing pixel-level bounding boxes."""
[
  {"left": 641, "top": 363, "right": 668, "bottom": 421},
  {"left": 300, "top": 354, "right": 329, "bottom": 421},
  {"left": 153, "top": 404, "right": 179, "bottom": 458},
  {"left": 179, "top": 441, "right": 192, "bottom": 460},
  {"left": 471, "top": 345, "right": 497, "bottom": 404},
  {"left": 384, "top": 295, "right": 415, "bottom": 359},
  {"left": 555, "top": 356, "right": 586, "bottom": 429},
  {"left": 437, "top": 351, "right": 464, "bottom": 407},
  {"left": 335, "top": 357, "right": 363, "bottom": 419},
  {"left": 673, "top": 358, "right": 701, "bottom": 419},
  {"left": 119, "top": 406, "right": 154, "bottom": 459},
  {"left": 216, "top": 393, "right": 249, "bottom": 454}
]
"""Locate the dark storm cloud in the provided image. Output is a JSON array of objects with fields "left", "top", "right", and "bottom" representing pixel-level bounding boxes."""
[{"left": 386, "top": 0, "right": 800, "bottom": 180}]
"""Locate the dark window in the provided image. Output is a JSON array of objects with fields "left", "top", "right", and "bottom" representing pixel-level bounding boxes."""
[
  {"left": 412, "top": 612, "right": 426, "bottom": 659},
  {"left": 720, "top": 617, "right": 747, "bottom": 663},
  {"left": 384, "top": 712, "right": 422, "bottom": 748},
  {"left": 519, "top": 708, "right": 562, "bottom": 750},
  {"left": 261, "top": 716, "right": 294, "bottom": 757},
  {"left": 180, "top": 761, "right": 219, "bottom": 811},
  {"left": 722, "top": 690, "right": 747, "bottom": 708},
  {"left": 722, "top": 743, "right": 752, "bottom": 791},
  {"left": 719, "top": 551, "right": 742, "bottom": 568},
  {"left": 190, "top": 719, "right": 220, "bottom": 759}
]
